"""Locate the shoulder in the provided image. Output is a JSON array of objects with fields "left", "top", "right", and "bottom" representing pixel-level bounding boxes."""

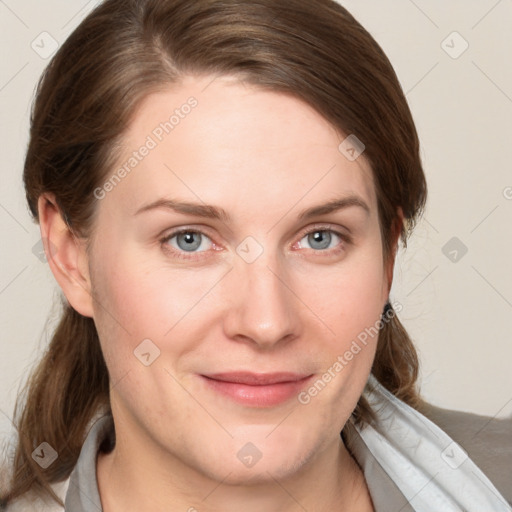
[
  {"left": 1, "top": 409, "right": 110, "bottom": 511},
  {"left": 421, "top": 402, "right": 512, "bottom": 505},
  {"left": 356, "top": 375, "right": 512, "bottom": 510},
  {"left": 3, "top": 479, "right": 69, "bottom": 512}
]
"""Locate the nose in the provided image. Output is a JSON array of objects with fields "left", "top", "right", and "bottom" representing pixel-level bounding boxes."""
[{"left": 222, "top": 252, "right": 300, "bottom": 350}]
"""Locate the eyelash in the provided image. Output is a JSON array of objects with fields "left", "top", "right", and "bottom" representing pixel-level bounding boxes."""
[{"left": 159, "top": 225, "right": 352, "bottom": 261}]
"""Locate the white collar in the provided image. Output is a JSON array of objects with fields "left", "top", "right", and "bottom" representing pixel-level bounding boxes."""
[{"left": 349, "top": 374, "right": 511, "bottom": 511}]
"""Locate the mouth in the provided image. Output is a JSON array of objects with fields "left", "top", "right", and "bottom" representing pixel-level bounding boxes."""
[{"left": 199, "top": 372, "right": 314, "bottom": 408}]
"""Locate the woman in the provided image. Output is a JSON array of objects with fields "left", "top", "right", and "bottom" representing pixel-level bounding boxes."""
[{"left": 1, "top": 0, "right": 510, "bottom": 510}]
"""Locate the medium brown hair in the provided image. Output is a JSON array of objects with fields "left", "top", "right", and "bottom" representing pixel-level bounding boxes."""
[{"left": 1, "top": 0, "right": 426, "bottom": 506}]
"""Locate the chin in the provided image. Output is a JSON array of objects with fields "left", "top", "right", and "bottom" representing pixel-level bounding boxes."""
[{"left": 186, "top": 430, "right": 318, "bottom": 486}]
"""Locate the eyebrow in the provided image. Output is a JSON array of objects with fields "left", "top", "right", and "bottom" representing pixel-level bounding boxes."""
[{"left": 134, "top": 195, "right": 370, "bottom": 221}]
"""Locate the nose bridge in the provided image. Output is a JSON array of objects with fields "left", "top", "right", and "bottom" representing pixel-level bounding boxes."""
[{"left": 223, "top": 247, "right": 298, "bottom": 347}]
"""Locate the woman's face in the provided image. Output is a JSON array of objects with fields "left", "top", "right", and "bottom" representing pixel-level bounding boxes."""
[{"left": 86, "top": 75, "right": 393, "bottom": 484}]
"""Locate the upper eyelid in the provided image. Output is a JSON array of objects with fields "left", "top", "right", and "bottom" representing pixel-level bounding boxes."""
[{"left": 298, "top": 224, "right": 350, "bottom": 238}]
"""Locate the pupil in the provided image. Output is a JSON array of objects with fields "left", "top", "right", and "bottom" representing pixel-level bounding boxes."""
[
  {"left": 178, "top": 232, "right": 201, "bottom": 251},
  {"left": 309, "top": 230, "right": 331, "bottom": 250}
]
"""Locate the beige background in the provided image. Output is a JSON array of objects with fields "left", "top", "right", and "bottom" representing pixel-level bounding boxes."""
[{"left": 1, "top": 0, "right": 511, "bottom": 447}]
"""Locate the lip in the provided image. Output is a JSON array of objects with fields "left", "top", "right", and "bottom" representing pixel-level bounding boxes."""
[{"left": 200, "top": 372, "right": 314, "bottom": 407}]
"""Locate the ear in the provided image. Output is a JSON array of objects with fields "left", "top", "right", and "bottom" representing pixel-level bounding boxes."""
[
  {"left": 384, "top": 207, "right": 404, "bottom": 296},
  {"left": 38, "top": 193, "right": 94, "bottom": 318}
]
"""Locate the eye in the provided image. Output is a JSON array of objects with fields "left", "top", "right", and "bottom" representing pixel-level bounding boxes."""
[
  {"left": 160, "top": 225, "right": 351, "bottom": 261},
  {"left": 160, "top": 229, "right": 214, "bottom": 260},
  {"left": 295, "top": 227, "right": 350, "bottom": 254}
]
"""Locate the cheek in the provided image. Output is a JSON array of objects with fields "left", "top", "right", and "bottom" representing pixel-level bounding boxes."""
[
  {"left": 294, "top": 251, "right": 386, "bottom": 402},
  {"left": 296, "top": 259, "right": 384, "bottom": 412},
  {"left": 89, "top": 244, "right": 227, "bottom": 362},
  {"left": 302, "top": 250, "right": 386, "bottom": 336}
]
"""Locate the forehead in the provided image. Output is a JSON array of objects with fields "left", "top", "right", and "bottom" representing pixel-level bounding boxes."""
[{"left": 105, "top": 75, "right": 376, "bottom": 220}]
